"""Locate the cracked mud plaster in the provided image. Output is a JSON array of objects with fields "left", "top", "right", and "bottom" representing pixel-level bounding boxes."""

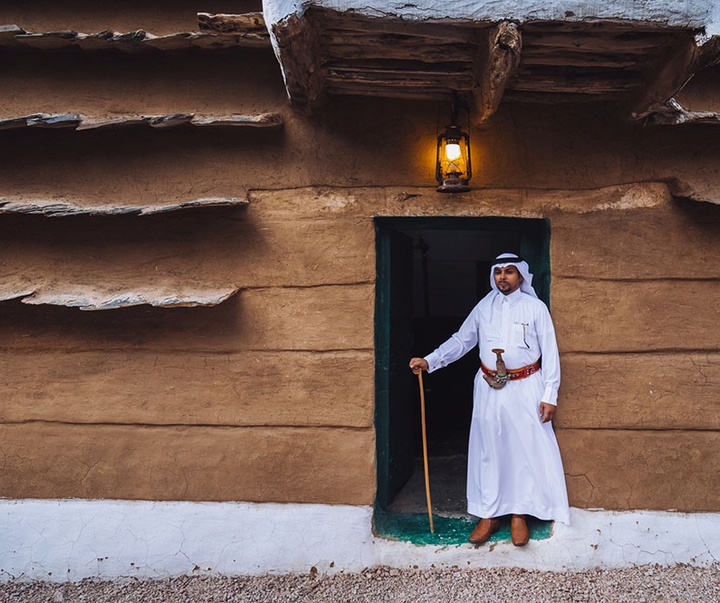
[{"left": 566, "top": 473, "right": 595, "bottom": 506}]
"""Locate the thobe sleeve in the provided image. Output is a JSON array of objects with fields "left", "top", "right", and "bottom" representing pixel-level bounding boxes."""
[
  {"left": 536, "top": 304, "right": 561, "bottom": 405},
  {"left": 423, "top": 305, "right": 480, "bottom": 373}
]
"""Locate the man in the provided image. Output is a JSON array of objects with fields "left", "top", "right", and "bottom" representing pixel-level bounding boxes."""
[{"left": 409, "top": 253, "right": 569, "bottom": 546}]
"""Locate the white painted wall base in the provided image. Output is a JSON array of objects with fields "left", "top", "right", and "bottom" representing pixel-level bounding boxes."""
[{"left": 2, "top": 500, "right": 720, "bottom": 582}]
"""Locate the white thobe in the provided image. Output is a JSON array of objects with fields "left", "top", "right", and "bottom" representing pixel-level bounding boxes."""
[{"left": 424, "top": 288, "right": 570, "bottom": 524}]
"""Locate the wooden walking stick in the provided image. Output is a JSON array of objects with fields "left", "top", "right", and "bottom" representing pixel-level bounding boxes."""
[{"left": 417, "top": 371, "right": 434, "bottom": 533}]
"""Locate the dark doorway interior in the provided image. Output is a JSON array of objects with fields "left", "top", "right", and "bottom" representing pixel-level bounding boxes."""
[{"left": 375, "top": 217, "right": 550, "bottom": 522}]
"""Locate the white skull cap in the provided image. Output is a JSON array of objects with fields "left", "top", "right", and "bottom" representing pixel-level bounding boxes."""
[{"left": 489, "top": 252, "right": 538, "bottom": 298}]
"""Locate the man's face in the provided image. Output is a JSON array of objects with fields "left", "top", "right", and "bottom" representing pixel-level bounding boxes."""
[{"left": 494, "top": 265, "right": 523, "bottom": 295}]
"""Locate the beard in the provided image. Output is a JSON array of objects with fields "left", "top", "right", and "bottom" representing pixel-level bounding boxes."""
[{"left": 496, "top": 279, "right": 521, "bottom": 294}]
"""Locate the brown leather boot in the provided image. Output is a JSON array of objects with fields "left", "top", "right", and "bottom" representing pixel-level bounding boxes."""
[
  {"left": 468, "top": 518, "right": 500, "bottom": 544},
  {"left": 511, "top": 514, "right": 530, "bottom": 547}
]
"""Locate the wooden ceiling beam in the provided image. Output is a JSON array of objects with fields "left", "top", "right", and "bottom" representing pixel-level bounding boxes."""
[
  {"left": 522, "top": 55, "right": 639, "bottom": 69},
  {"left": 692, "top": 35, "right": 720, "bottom": 71},
  {"left": 271, "top": 14, "right": 324, "bottom": 112},
  {"left": 324, "top": 41, "right": 474, "bottom": 62},
  {"left": 520, "top": 21, "right": 685, "bottom": 35},
  {"left": 316, "top": 10, "right": 480, "bottom": 42},
  {"left": 322, "top": 31, "right": 476, "bottom": 49},
  {"left": 270, "top": 7, "right": 706, "bottom": 110},
  {"left": 325, "top": 80, "right": 453, "bottom": 100},
  {"left": 510, "top": 71, "right": 639, "bottom": 94},
  {"left": 197, "top": 12, "right": 267, "bottom": 35},
  {"left": 325, "top": 71, "right": 473, "bottom": 89},
  {"left": 523, "top": 33, "right": 670, "bottom": 53},
  {"left": 522, "top": 47, "right": 645, "bottom": 67},
  {"left": 473, "top": 21, "right": 522, "bottom": 124},
  {"left": 325, "top": 59, "right": 474, "bottom": 73},
  {"left": 503, "top": 89, "right": 622, "bottom": 103},
  {"left": 629, "top": 31, "right": 699, "bottom": 120}
]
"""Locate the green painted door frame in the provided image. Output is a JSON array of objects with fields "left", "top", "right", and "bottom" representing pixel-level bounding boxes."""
[{"left": 374, "top": 216, "right": 551, "bottom": 515}]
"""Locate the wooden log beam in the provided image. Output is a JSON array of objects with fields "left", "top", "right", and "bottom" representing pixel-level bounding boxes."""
[
  {"left": 694, "top": 35, "right": 720, "bottom": 70},
  {"left": 323, "top": 30, "right": 476, "bottom": 51},
  {"left": 325, "top": 58, "right": 474, "bottom": 72},
  {"left": 502, "top": 89, "right": 616, "bottom": 103},
  {"left": 510, "top": 71, "right": 640, "bottom": 94},
  {"left": 325, "top": 80, "right": 451, "bottom": 100},
  {"left": 630, "top": 31, "right": 700, "bottom": 119},
  {"left": 521, "top": 21, "right": 674, "bottom": 35},
  {"left": 522, "top": 31, "right": 672, "bottom": 53},
  {"left": 521, "top": 49, "right": 641, "bottom": 69},
  {"left": 327, "top": 64, "right": 473, "bottom": 83},
  {"left": 325, "top": 72, "right": 473, "bottom": 90},
  {"left": 198, "top": 12, "right": 267, "bottom": 35},
  {"left": 317, "top": 9, "right": 479, "bottom": 43},
  {"left": 474, "top": 21, "right": 522, "bottom": 124},
  {"left": 189, "top": 33, "right": 271, "bottom": 49},
  {"left": 325, "top": 41, "right": 474, "bottom": 62},
  {"left": 271, "top": 13, "right": 324, "bottom": 111}
]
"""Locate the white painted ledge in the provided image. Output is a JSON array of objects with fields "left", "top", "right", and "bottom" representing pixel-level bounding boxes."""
[
  {"left": 2, "top": 500, "right": 720, "bottom": 582},
  {"left": 262, "top": 0, "right": 712, "bottom": 28}
]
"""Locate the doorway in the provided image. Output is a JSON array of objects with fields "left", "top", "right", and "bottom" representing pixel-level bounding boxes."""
[{"left": 374, "top": 216, "right": 550, "bottom": 538}]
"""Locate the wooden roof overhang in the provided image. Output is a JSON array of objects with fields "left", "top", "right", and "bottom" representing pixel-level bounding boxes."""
[{"left": 263, "top": 1, "right": 720, "bottom": 123}]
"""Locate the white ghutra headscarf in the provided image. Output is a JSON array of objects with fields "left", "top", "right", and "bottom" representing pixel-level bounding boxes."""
[{"left": 488, "top": 252, "right": 539, "bottom": 299}]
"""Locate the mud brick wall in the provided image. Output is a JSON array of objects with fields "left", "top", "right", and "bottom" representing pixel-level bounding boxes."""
[{"left": 0, "top": 3, "right": 719, "bottom": 511}]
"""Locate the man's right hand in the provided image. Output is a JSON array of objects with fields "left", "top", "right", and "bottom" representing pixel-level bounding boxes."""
[{"left": 409, "top": 357, "right": 429, "bottom": 374}]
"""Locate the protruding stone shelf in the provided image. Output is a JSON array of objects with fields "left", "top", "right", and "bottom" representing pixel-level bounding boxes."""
[
  {"left": 0, "top": 196, "right": 248, "bottom": 217},
  {"left": 642, "top": 98, "right": 720, "bottom": 126},
  {"left": 0, "top": 112, "right": 284, "bottom": 132},
  {"left": 0, "top": 286, "right": 240, "bottom": 311},
  {"left": 0, "top": 23, "right": 270, "bottom": 51}
]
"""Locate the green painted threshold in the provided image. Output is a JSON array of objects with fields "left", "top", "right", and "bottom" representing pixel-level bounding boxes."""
[{"left": 373, "top": 512, "right": 553, "bottom": 546}]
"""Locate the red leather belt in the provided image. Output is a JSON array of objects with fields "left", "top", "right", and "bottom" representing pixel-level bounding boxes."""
[{"left": 481, "top": 360, "right": 541, "bottom": 381}]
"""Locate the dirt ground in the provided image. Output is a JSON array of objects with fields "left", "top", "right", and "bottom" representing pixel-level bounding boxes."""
[{"left": 1, "top": 564, "right": 719, "bottom": 603}]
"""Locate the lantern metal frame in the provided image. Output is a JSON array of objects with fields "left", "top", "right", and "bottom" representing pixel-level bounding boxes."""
[{"left": 435, "top": 94, "right": 472, "bottom": 193}]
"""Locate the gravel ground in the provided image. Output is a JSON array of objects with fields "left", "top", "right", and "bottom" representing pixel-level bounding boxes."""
[{"left": 1, "top": 565, "right": 719, "bottom": 603}]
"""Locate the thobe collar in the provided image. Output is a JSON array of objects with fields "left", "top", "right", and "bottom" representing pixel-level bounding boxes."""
[{"left": 493, "top": 287, "right": 524, "bottom": 310}]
